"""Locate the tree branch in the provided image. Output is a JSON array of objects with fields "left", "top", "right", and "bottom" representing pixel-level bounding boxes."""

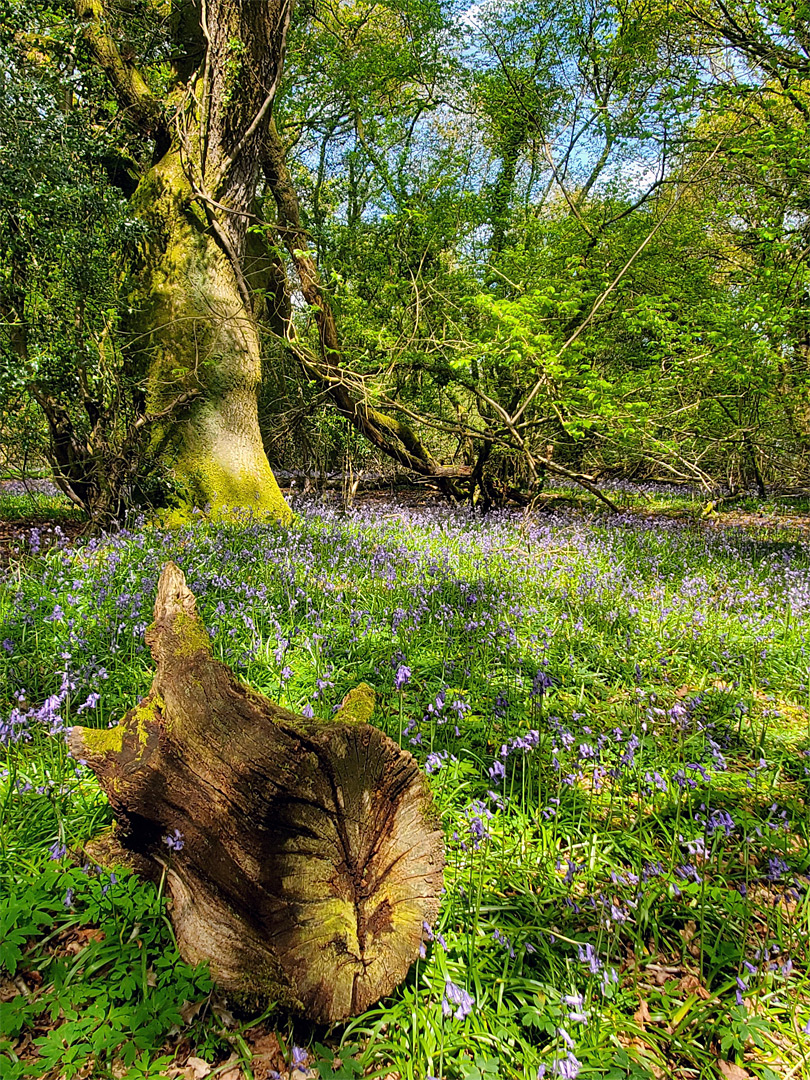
[
  {"left": 261, "top": 121, "right": 469, "bottom": 490},
  {"left": 74, "top": 0, "right": 168, "bottom": 144}
]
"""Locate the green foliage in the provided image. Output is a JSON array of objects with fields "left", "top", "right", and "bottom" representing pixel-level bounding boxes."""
[
  {"left": 221, "top": 37, "right": 246, "bottom": 107},
  {"left": 5, "top": 0, "right": 810, "bottom": 496},
  {"left": 265, "top": 0, "right": 810, "bottom": 493},
  {"left": 0, "top": 860, "right": 214, "bottom": 1078},
  {"left": 0, "top": 4, "right": 170, "bottom": 514}
]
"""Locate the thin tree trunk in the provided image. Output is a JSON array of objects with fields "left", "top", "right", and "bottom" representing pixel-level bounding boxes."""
[{"left": 261, "top": 122, "right": 470, "bottom": 492}]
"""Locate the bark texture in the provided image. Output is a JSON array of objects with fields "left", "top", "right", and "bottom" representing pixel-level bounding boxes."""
[
  {"left": 131, "top": 151, "right": 289, "bottom": 518},
  {"left": 67, "top": 563, "right": 444, "bottom": 1022},
  {"left": 76, "top": 0, "right": 293, "bottom": 517}
]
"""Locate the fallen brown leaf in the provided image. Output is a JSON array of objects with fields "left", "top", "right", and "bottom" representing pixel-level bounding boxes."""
[
  {"left": 184, "top": 1056, "right": 212, "bottom": 1080},
  {"left": 80, "top": 928, "right": 106, "bottom": 944},
  {"left": 218, "top": 1053, "right": 243, "bottom": 1080},
  {"left": 247, "top": 1030, "right": 285, "bottom": 1080},
  {"left": 677, "top": 974, "right": 711, "bottom": 1000},
  {"left": 644, "top": 963, "right": 683, "bottom": 987},
  {"left": 718, "top": 1062, "right": 749, "bottom": 1080},
  {"left": 211, "top": 995, "right": 236, "bottom": 1028},
  {"left": 251, "top": 1031, "right": 283, "bottom": 1059},
  {"left": 679, "top": 921, "right": 702, "bottom": 959},
  {"left": 180, "top": 998, "right": 207, "bottom": 1025},
  {"left": 614, "top": 1035, "right": 665, "bottom": 1079},
  {"left": 633, "top": 1000, "right": 651, "bottom": 1030}
]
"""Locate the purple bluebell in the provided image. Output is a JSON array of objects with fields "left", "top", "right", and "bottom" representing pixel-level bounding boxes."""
[
  {"left": 162, "top": 829, "right": 184, "bottom": 852},
  {"left": 552, "top": 1052, "right": 581, "bottom": 1078},
  {"left": 442, "top": 979, "right": 473, "bottom": 1020},
  {"left": 291, "top": 1046, "right": 307, "bottom": 1068},
  {"left": 578, "top": 942, "right": 602, "bottom": 973}
]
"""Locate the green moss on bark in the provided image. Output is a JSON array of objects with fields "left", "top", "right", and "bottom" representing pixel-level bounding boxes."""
[
  {"left": 80, "top": 725, "right": 125, "bottom": 755},
  {"left": 131, "top": 694, "right": 164, "bottom": 742},
  {"left": 338, "top": 683, "right": 376, "bottom": 724},
  {"left": 171, "top": 612, "right": 212, "bottom": 658},
  {"left": 128, "top": 150, "right": 291, "bottom": 523}
]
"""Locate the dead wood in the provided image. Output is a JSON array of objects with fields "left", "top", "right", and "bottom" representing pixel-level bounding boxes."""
[{"left": 67, "top": 562, "right": 444, "bottom": 1022}]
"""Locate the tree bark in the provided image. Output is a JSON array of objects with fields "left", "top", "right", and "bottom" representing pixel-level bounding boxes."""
[
  {"left": 67, "top": 563, "right": 444, "bottom": 1022},
  {"left": 76, "top": 0, "right": 293, "bottom": 518},
  {"left": 129, "top": 151, "right": 290, "bottom": 517}
]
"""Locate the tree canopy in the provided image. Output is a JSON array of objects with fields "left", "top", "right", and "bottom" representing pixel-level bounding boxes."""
[{"left": 1, "top": 0, "right": 810, "bottom": 515}]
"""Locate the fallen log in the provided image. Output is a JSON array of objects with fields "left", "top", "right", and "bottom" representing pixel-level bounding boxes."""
[{"left": 67, "top": 562, "right": 444, "bottom": 1022}]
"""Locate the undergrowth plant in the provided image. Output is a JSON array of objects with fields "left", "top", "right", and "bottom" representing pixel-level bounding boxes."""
[{"left": 2, "top": 495, "right": 810, "bottom": 1079}]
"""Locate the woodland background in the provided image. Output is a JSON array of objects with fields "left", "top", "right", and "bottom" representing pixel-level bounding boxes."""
[{"left": 2, "top": 0, "right": 810, "bottom": 515}]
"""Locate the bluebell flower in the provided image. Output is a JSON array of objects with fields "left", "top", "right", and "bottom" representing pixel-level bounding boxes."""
[
  {"left": 706, "top": 809, "right": 735, "bottom": 837},
  {"left": 552, "top": 1052, "right": 581, "bottom": 1078},
  {"left": 163, "top": 829, "right": 184, "bottom": 852},
  {"left": 291, "top": 1046, "right": 307, "bottom": 1068},
  {"left": 442, "top": 979, "right": 473, "bottom": 1020},
  {"left": 557, "top": 1026, "right": 574, "bottom": 1050},
  {"left": 493, "top": 928, "right": 515, "bottom": 957},
  {"left": 766, "top": 855, "right": 789, "bottom": 881},
  {"left": 675, "top": 863, "right": 701, "bottom": 883},
  {"left": 488, "top": 758, "right": 505, "bottom": 783},
  {"left": 425, "top": 750, "right": 455, "bottom": 775}
]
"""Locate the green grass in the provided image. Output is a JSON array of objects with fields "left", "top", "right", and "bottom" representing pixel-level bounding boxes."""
[
  {"left": 2, "top": 495, "right": 810, "bottom": 1079},
  {"left": 0, "top": 488, "right": 83, "bottom": 523}
]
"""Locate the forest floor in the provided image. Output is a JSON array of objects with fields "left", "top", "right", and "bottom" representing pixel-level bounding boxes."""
[
  {"left": 1, "top": 478, "right": 809, "bottom": 561},
  {"left": 2, "top": 484, "right": 810, "bottom": 1080}
]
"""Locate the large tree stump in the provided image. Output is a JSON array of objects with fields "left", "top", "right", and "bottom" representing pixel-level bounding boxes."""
[{"left": 67, "top": 563, "right": 444, "bottom": 1022}]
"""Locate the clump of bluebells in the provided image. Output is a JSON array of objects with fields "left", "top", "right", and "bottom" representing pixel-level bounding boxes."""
[{"left": 2, "top": 494, "right": 810, "bottom": 1078}]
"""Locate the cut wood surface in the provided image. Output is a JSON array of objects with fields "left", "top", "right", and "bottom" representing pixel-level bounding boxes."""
[{"left": 67, "top": 562, "right": 444, "bottom": 1022}]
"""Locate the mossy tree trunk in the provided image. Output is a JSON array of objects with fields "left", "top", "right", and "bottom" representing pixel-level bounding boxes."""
[
  {"left": 67, "top": 563, "right": 444, "bottom": 1022},
  {"left": 76, "top": 0, "right": 293, "bottom": 517}
]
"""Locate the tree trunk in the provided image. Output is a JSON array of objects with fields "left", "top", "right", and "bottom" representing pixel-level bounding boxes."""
[
  {"left": 76, "top": 0, "right": 294, "bottom": 518},
  {"left": 67, "top": 563, "right": 444, "bottom": 1023},
  {"left": 130, "top": 151, "right": 290, "bottom": 518}
]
